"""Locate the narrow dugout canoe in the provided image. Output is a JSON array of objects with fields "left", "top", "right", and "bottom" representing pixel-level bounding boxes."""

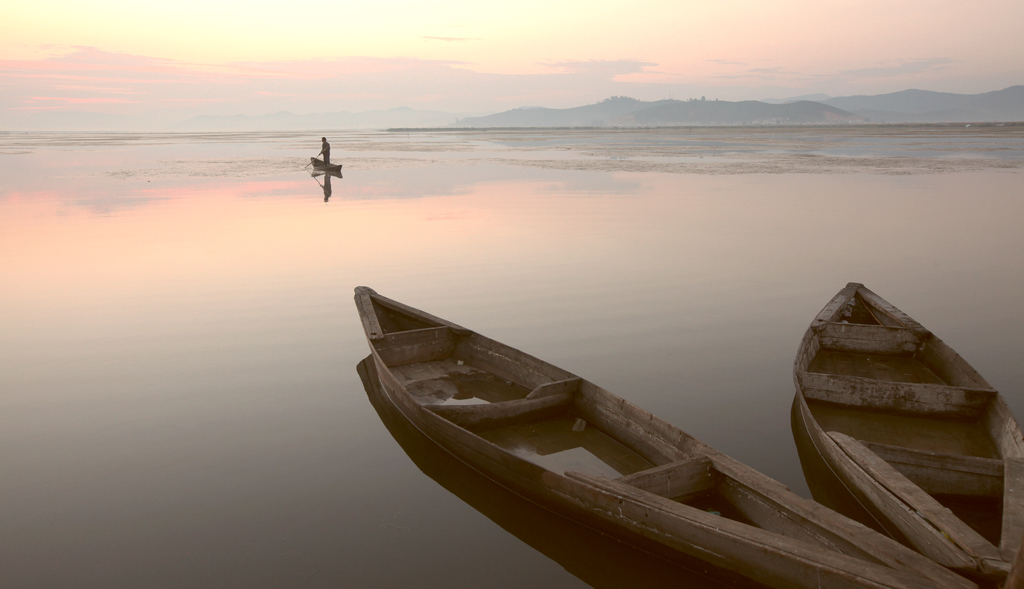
[
  {"left": 355, "top": 286, "right": 973, "bottom": 589},
  {"left": 793, "top": 282, "right": 1024, "bottom": 583},
  {"left": 310, "top": 157, "right": 342, "bottom": 172}
]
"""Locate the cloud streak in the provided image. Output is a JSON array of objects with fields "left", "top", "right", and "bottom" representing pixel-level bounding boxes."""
[
  {"left": 543, "top": 59, "right": 657, "bottom": 78},
  {"left": 707, "top": 57, "right": 956, "bottom": 86},
  {"left": 840, "top": 58, "right": 953, "bottom": 78},
  {"left": 0, "top": 47, "right": 1010, "bottom": 130},
  {"left": 421, "top": 36, "right": 479, "bottom": 42}
]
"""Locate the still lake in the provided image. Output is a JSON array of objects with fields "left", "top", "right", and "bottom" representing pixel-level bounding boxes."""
[{"left": 2, "top": 127, "right": 1023, "bottom": 588}]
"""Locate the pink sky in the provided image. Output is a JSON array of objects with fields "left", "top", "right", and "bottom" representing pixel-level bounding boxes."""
[{"left": 2, "top": 0, "right": 1022, "bottom": 128}]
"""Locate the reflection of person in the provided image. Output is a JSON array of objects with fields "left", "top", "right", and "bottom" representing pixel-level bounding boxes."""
[
  {"left": 318, "top": 137, "right": 331, "bottom": 166},
  {"left": 322, "top": 173, "right": 333, "bottom": 202}
]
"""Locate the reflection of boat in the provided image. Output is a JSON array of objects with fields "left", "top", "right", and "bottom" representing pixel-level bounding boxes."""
[
  {"left": 793, "top": 283, "right": 1024, "bottom": 584},
  {"left": 310, "top": 167, "right": 341, "bottom": 201},
  {"left": 310, "top": 157, "right": 342, "bottom": 173},
  {"left": 311, "top": 169, "right": 342, "bottom": 178},
  {"left": 355, "top": 287, "right": 972, "bottom": 589},
  {"left": 358, "top": 356, "right": 739, "bottom": 589}
]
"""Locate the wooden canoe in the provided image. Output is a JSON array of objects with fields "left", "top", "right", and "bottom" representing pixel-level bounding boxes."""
[
  {"left": 793, "top": 282, "right": 1024, "bottom": 583},
  {"left": 358, "top": 355, "right": 745, "bottom": 589},
  {"left": 355, "top": 286, "right": 974, "bottom": 589},
  {"left": 310, "top": 157, "right": 342, "bottom": 172}
]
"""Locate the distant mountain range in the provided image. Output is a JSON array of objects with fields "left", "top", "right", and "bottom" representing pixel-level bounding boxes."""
[
  {"left": 2, "top": 86, "right": 1021, "bottom": 131},
  {"left": 449, "top": 97, "right": 863, "bottom": 127},
  {"left": 450, "top": 86, "right": 1024, "bottom": 128},
  {"left": 760, "top": 86, "right": 1024, "bottom": 123},
  {"left": 819, "top": 86, "right": 1024, "bottom": 123}
]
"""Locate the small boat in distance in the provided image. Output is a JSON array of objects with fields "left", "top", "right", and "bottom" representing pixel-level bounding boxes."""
[
  {"left": 793, "top": 283, "right": 1024, "bottom": 583},
  {"left": 310, "top": 157, "right": 342, "bottom": 173},
  {"left": 355, "top": 286, "right": 973, "bottom": 589}
]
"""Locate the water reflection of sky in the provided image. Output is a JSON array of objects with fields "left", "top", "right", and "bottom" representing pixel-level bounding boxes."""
[{"left": 1, "top": 130, "right": 1023, "bottom": 588}]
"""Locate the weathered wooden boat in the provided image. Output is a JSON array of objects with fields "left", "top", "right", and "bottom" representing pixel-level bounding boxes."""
[
  {"left": 355, "top": 286, "right": 974, "bottom": 589},
  {"left": 310, "top": 157, "right": 342, "bottom": 173},
  {"left": 793, "top": 282, "right": 1024, "bottom": 583},
  {"left": 358, "top": 355, "right": 742, "bottom": 589}
]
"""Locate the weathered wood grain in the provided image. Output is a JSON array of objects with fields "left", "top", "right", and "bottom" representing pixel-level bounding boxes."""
[
  {"left": 354, "top": 288, "right": 384, "bottom": 340},
  {"left": 790, "top": 396, "right": 977, "bottom": 588},
  {"left": 526, "top": 377, "right": 582, "bottom": 399},
  {"left": 425, "top": 392, "right": 572, "bottom": 430},
  {"left": 830, "top": 433, "right": 1002, "bottom": 568},
  {"left": 813, "top": 283, "right": 861, "bottom": 326},
  {"left": 916, "top": 340, "right": 991, "bottom": 389},
  {"left": 1002, "top": 459, "right": 1024, "bottom": 560},
  {"left": 987, "top": 397, "right": 1024, "bottom": 459},
  {"left": 817, "top": 323, "right": 920, "bottom": 355},
  {"left": 582, "top": 381, "right": 710, "bottom": 458},
  {"left": 861, "top": 440, "right": 1003, "bottom": 497},
  {"left": 573, "top": 383, "right": 693, "bottom": 466},
  {"left": 793, "top": 330, "right": 821, "bottom": 376},
  {"left": 855, "top": 286, "right": 929, "bottom": 337},
  {"left": 363, "top": 288, "right": 466, "bottom": 331},
  {"left": 824, "top": 430, "right": 977, "bottom": 569},
  {"left": 1007, "top": 530, "right": 1024, "bottom": 589},
  {"left": 375, "top": 326, "right": 458, "bottom": 366},
  {"left": 455, "top": 333, "right": 573, "bottom": 391},
  {"left": 797, "top": 371, "right": 995, "bottom": 418},
  {"left": 616, "top": 456, "right": 718, "bottom": 499},
  {"left": 565, "top": 471, "right": 954, "bottom": 589}
]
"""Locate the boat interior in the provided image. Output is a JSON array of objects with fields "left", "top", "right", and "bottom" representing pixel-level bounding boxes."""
[
  {"left": 368, "top": 296, "right": 901, "bottom": 549},
  {"left": 797, "top": 290, "right": 1011, "bottom": 545},
  {"left": 810, "top": 292, "right": 990, "bottom": 388}
]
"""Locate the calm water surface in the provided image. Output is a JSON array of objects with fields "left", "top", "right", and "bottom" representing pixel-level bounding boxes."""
[{"left": 2, "top": 128, "right": 1023, "bottom": 587}]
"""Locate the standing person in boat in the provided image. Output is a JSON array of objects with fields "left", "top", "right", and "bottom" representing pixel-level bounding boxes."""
[{"left": 318, "top": 137, "right": 331, "bottom": 166}]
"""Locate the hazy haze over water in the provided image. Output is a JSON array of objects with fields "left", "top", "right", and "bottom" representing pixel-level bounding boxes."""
[{"left": 1, "top": 128, "right": 1023, "bottom": 587}]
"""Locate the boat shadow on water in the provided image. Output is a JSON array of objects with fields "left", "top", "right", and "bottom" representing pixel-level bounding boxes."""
[
  {"left": 311, "top": 168, "right": 342, "bottom": 202},
  {"left": 357, "top": 356, "right": 747, "bottom": 589}
]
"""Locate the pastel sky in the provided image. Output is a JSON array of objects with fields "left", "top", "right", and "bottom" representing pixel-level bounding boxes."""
[{"left": 2, "top": 0, "right": 1022, "bottom": 125}]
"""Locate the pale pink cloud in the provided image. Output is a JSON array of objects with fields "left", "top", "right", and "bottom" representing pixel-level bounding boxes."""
[
  {"left": 26, "top": 96, "right": 140, "bottom": 104},
  {"left": 52, "top": 85, "right": 140, "bottom": 94},
  {"left": 159, "top": 98, "right": 227, "bottom": 103},
  {"left": 542, "top": 59, "right": 657, "bottom": 77},
  {"left": 0, "top": 45, "right": 1018, "bottom": 131}
]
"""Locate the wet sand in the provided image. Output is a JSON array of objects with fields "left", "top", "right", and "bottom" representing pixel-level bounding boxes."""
[{"left": 2, "top": 124, "right": 1022, "bottom": 178}]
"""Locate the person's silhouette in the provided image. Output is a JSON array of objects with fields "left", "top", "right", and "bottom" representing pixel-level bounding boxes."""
[{"left": 318, "top": 137, "right": 331, "bottom": 166}]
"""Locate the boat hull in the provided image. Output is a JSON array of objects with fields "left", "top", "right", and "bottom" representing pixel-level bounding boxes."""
[
  {"left": 791, "top": 395, "right": 894, "bottom": 537},
  {"left": 310, "top": 157, "right": 341, "bottom": 172}
]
